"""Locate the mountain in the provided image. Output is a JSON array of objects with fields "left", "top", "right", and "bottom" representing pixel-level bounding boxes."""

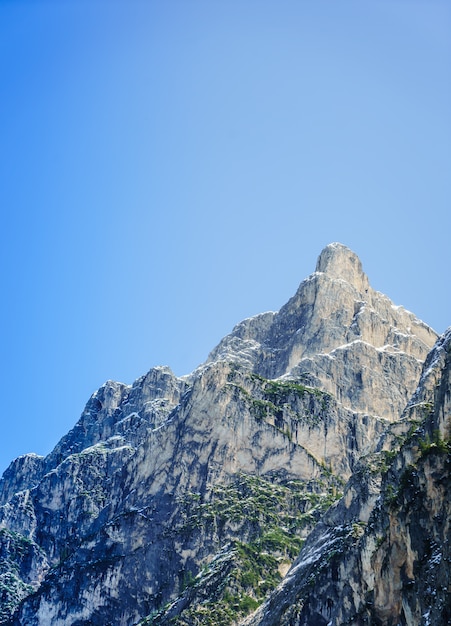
[
  {"left": 243, "top": 326, "right": 451, "bottom": 626},
  {"left": 0, "top": 243, "right": 446, "bottom": 626}
]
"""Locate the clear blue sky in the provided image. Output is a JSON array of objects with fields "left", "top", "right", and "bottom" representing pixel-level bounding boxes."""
[{"left": 1, "top": 1, "right": 450, "bottom": 475}]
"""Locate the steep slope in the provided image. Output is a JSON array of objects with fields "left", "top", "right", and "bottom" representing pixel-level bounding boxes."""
[
  {"left": 0, "top": 243, "right": 438, "bottom": 625},
  {"left": 208, "top": 243, "right": 435, "bottom": 419},
  {"left": 243, "top": 328, "right": 451, "bottom": 626}
]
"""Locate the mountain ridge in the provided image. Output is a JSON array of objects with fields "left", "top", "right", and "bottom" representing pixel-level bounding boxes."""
[{"left": 0, "top": 243, "right": 447, "bottom": 626}]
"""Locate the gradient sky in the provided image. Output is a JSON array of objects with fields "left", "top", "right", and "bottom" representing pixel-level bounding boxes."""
[{"left": 0, "top": 0, "right": 450, "bottom": 476}]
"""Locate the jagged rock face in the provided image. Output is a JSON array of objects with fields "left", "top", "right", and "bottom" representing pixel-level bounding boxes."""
[
  {"left": 208, "top": 243, "right": 436, "bottom": 419},
  {"left": 0, "top": 455, "right": 45, "bottom": 508},
  {"left": 45, "top": 365, "right": 188, "bottom": 470},
  {"left": 5, "top": 362, "right": 346, "bottom": 626},
  {"left": 0, "top": 528, "right": 48, "bottom": 624},
  {"left": 0, "top": 243, "right": 443, "bottom": 626},
  {"left": 244, "top": 328, "right": 451, "bottom": 626}
]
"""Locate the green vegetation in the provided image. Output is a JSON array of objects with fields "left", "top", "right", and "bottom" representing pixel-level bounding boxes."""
[
  {"left": 250, "top": 397, "right": 279, "bottom": 421},
  {"left": 0, "top": 529, "right": 41, "bottom": 622},
  {"left": 0, "top": 571, "right": 34, "bottom": 622},
  {"left": 383, "top": 430, "right": 451, "bottom": 511},
  {"left": 142, "top": 369, "right": 343, "bottom": 625},
  {"left": 0, "top": 528, "right": 34, "bottom": 555},
  {"left": 174, "top": 473, "right": 342, "bottom": 537},
  {"left": 227, "top": 369, "right": 332, "bottom": 433},
  {"left": 151, "top": 472, "right": 342, "bottom": 626},
  {"left": 251, "top": 375, "right": 331, "bottom": 409},
  {"left": 418, "top": 430, "right": 450, "bottom": 457},
  {"left": 384, "top": 462, "right": 421, "bottom": 510}
]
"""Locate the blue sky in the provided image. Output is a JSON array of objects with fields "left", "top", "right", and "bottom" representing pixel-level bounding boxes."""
[{"left": 0, "top": 0, "right": 450, "bottom": 475}]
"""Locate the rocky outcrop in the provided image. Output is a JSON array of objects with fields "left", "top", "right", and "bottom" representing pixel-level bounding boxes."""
[
  {"left": 0, "top": 455, "right": 45, "bottom": 508},
  {"left": 8, "top": 362, "right": 347, "bottom": 625},
  {"left": 208, "top": 243, "right": 436, "bottom": 419},
  {"left": 0, "top": 528, "right": 48, "bottom": 624},
  {"left": 243, "top": 328, "right": 451, "bottom": 626},
  {"left": 0, "top": 243, "right": 442, "bottom": 625}
]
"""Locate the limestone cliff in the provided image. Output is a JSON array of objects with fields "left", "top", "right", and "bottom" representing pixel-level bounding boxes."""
[
  {"left": 208, "top": 243, "right": 435, "bottom": 419},
  {"left": 242, "top": 328, "right": 451, "bottom": 626},
  {"left": 0, "top": 244, "right": 442, "bottom": 626}
]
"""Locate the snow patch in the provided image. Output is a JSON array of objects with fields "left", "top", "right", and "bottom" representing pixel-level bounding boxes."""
[{"left": 289, "top": 527, "right": 342, "bottom": 574}]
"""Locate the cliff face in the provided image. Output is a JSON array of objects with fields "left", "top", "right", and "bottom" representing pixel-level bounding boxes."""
[
  {"left": 243, "top": 329, "right": 451, "bottom": 626},
  {"left": 0, "top": 243, "right": 444, "bottom": 626},
  {"left": 208, "top": 242, "right": 435, "bottom": 419}
]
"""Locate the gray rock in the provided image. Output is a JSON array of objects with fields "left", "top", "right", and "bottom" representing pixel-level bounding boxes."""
[
  {"left": 0, "top": 243, "right": 443, "bottom": 626},
  {"left": 243, "top": 328, "right": 451, "bottom": 626}
]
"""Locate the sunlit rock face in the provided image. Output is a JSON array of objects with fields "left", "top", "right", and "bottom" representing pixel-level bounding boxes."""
[
  {"left": 0, "top": 244, "right": 443, "bottom": 626},
  {"left": 244, "top": 329, "right": 451, "bottom": 626},
  {"left": 208, "top": 242, "right": 436, "bottom": 419}
]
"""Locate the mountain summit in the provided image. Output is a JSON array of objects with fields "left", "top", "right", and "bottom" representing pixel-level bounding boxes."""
[
  {"left": 0, "top": 244, "right": 448, "bottom": 626},
  {"left": 208, "top": 242, "right": 435, "bottom": 418},
  {"left": 315, "top": 241, "right": 369, "bottom": 288}
]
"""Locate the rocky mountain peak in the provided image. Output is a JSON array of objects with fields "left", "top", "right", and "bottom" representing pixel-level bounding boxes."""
[
  {"left": 0, "top": 244, "right": 445, "bottom": 626},
  {"left": 315, "top": 242, "right": 369, "bottom": 293},
  {"left": 207, "top": 243, "right": 437, "bottom": 419}
]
